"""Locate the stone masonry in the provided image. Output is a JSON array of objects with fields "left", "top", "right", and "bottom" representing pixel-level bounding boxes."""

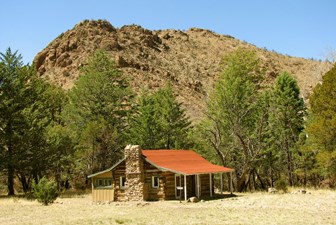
[{"left": 125, "top": 145, "right": 145, "bottom": 201}]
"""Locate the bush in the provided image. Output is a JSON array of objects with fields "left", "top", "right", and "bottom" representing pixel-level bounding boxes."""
[
  {"left": 275, "top": 177, "right": 288, "bottom": 193},
  {"left": 33, "top": 177, "right": 58, "bottom": 205}
]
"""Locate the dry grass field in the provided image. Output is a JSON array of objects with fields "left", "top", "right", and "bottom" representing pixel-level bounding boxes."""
[{"left": 0, "top": 189, "right": 335, "bottom": 225}]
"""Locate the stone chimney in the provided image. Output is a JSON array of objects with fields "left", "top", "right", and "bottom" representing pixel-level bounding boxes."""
[{"left": 125, "top": 145, "right": 144, "bottom": 201}]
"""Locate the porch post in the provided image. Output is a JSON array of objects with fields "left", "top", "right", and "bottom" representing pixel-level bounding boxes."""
[
  {"left": 209, "top": 173, "right": 212, "bottom": 197},
  {"left": 230, "top": 171, "right": 233, "bottom": 194},
  {"left": 184, "top": 174, "right": 187, "bottom": 201},
  {"left": 220, "top": 173, "right": 223, "bottom": 194},
  {"left": 174, "top": 174, "right": 177, "bottom": 199},
  {"left": 196, "top": 174, "right": 200, "bottom": 198}
]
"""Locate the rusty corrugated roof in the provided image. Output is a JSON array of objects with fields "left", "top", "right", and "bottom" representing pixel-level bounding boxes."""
[{"left": 142, "top": 150, "right": 233, "bottom": 175}]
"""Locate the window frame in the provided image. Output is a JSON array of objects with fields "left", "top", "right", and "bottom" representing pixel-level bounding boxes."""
[
  {"left": 120, "top": 176, "right": 126, "bottom": 189},
  {"left": 94, "top": 178, "right": 113, "bottom": 189},
  {"left": 152, "top": 175, "right": 159, "bottom": 189}
]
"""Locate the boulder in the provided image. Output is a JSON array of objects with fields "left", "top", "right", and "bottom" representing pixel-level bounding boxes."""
[
  {"left": 268, "top": 187, "right": 278, "bottom": 193},
  {"left": 187, "top": 196, "right": 199, "bottom": 203}
]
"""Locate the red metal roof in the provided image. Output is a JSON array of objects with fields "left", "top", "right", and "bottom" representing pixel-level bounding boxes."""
[{"left": 142, "top": 150, "right": 233, "bottom": 175}]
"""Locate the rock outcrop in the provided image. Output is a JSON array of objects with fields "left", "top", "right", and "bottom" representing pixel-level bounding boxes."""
[{"left": 34, "top": 19, "right": 332, "bottom": 120}]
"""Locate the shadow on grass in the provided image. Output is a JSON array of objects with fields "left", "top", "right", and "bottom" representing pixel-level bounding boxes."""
[
  {"left": 199, "top": 193, "right": 242, "bottom": 201},
  {"left": 0, "top": 189, "right": 90, "bottom": 200},
  {"left": 58, "top": 189, "right": 90, "bottom": 198},
  {"left": 0, "top": 193, "right": 36, "bottom": 202},
  {"left": 0, "top": 193, "right": 27, "bottom": 199}
]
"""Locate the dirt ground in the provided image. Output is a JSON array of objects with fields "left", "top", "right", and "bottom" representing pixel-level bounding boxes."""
[{"left": 0, "top": 189, "right": 335, "bottom": 225}]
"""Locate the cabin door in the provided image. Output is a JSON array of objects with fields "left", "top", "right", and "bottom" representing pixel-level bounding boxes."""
[{"left": 188, "top": 175, "right": 196, "bottom": 197}]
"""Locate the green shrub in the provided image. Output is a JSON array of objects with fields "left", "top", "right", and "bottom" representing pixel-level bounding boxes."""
[
  {"left": 33, "top": 177, "right": 58, "bottom": 205},
  {"left": 275, "top": 177, "right": 288, "bottom": 193}
]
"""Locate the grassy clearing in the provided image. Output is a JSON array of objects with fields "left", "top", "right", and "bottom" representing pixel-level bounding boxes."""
[{"left": 0, "top": 189, "right": 335, "bottom": 225}]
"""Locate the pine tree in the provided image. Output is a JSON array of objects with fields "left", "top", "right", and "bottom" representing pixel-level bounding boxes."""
[
  {"left": 268, "top": 72, "right": 306, "bottom": 186},
  {"left": 0, "top": 48, "right": 30, "bottom": 195},
  {"left": 129, "top": 85, "right": 192, "bottom": 149},
  {"left": 0, "top": 48, "right": 73, "bottom": 193},
  {"left": 64, "top": 50, "right": 133, "bottom": 175},
  {"left": 23, "top": 83, "right": 73, "bottom": 190}
]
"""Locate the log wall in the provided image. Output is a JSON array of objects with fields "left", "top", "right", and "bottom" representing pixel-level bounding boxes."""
[
  {"left": 200, "top": 174, "right": 212, "bottom": 196},
  {"left": 112, "top": 161, "right": 126, "bottom": 201},
  {"left": 143, "top": 161, "right": 176, "bottom": 200}
]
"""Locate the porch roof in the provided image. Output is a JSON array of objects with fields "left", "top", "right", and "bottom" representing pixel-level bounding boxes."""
[
  {"left": 87, "top": 157, "right": 125, "bottom": 178},
  {"left": 142, "top": 150, "right": 233, "bottom": 175}
]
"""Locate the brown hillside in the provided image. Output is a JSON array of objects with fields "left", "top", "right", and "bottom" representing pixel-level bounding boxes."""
[{"left": 34, "top": 19, "right": 332, "bottom": 120}]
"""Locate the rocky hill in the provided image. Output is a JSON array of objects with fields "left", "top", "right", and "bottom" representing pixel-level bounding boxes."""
[{"left": 34, "top": 19, "right": 332, "bottom": 120}]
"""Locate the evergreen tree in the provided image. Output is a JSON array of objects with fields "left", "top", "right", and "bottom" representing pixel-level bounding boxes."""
[
  {"left": 0, "top": 48, "right": 72, "bottom": 193},
  {"left": 303, "top": 65, "right": 336, "bottom": 186},
  {"left": 15, "top": 76, "right": 50, "bottom": 190},
  {"left": 268, "top": 72, "right": 306, "bottom": 186},
  {"left": 33, "top": 177, "right": 58, "bottom": 205},
  {"left": 64, "top": 50, "right": 132, "bottom": 175},
  {"left": 26, "top": 83, "right": 74, "bottom": 190},
  {"left": 0, "top": 48, "right": 31, "bottom": 195},
  {"left": 253, "top": 91, "right": 276, "bottom": 188},
  {"left": 129, "top": 85, "right": 192, "bottom": 149}
]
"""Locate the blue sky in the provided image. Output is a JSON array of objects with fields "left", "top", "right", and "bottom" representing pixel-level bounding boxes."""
[{"left": 1, "top": 0, "right": 335, "bottom": 64}]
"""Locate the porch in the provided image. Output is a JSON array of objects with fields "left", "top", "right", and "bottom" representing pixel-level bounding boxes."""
[{"left": 174, "top": 172, "right": 234, "bottom": 201}]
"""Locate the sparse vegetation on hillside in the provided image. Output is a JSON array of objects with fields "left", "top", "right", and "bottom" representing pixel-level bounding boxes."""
[{"left": 33, "top": 19, "right": 332, "bottom": 120}]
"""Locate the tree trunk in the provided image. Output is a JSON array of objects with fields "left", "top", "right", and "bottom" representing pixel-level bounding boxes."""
[
  {"left": 237, "top": 169, "right": 250, "bottom": 192},
  {"left": 7, "top": 165, "right": 15, "bottom": 195},
  {"left": 255, "top": 170, "right": 265, "bottom": 190},
  {"left": 7, "top": 143, "right": 15, "bottom": 196},
  {"left": 33, "top": 173, "right": 39, "bottom": 185},
  {"left": 286, "top": 141, "right": 294, "bottom": 186},
  {"left": 251, "top": 170, "right": 256, "bottom": 191},
  {"left": 304, "top": 167, "right": 307, "bottom": 188},
  {"left": 213, "top": 145, "right": 226, "bottom": 167},
  {"left": 18, "top": 174, "right": 30, "bottom": 193},
  {"left": 269, "top": 166, "right": 274, "bottom": 187},
  {"left": 55, "top": 166, "right": 61, "bottom": 191},
  {"left": 206, "top": 121, "right": 227, "bottom": 167}
]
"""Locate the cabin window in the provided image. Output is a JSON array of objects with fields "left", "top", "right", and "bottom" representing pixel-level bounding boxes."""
[
  {"left": 94, "top": 178, "right": 112, "bottom": 189},
  {"left": 152, "top": 176, "right": 159, "bottom": 189},
  {"left": 120, "top": 176, "right": 126, "bottom": 189}
]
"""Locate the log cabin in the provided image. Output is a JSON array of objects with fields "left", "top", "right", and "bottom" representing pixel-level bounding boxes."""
[{"left": 88, "top": 145, "right": 234, "bottom": 202}]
